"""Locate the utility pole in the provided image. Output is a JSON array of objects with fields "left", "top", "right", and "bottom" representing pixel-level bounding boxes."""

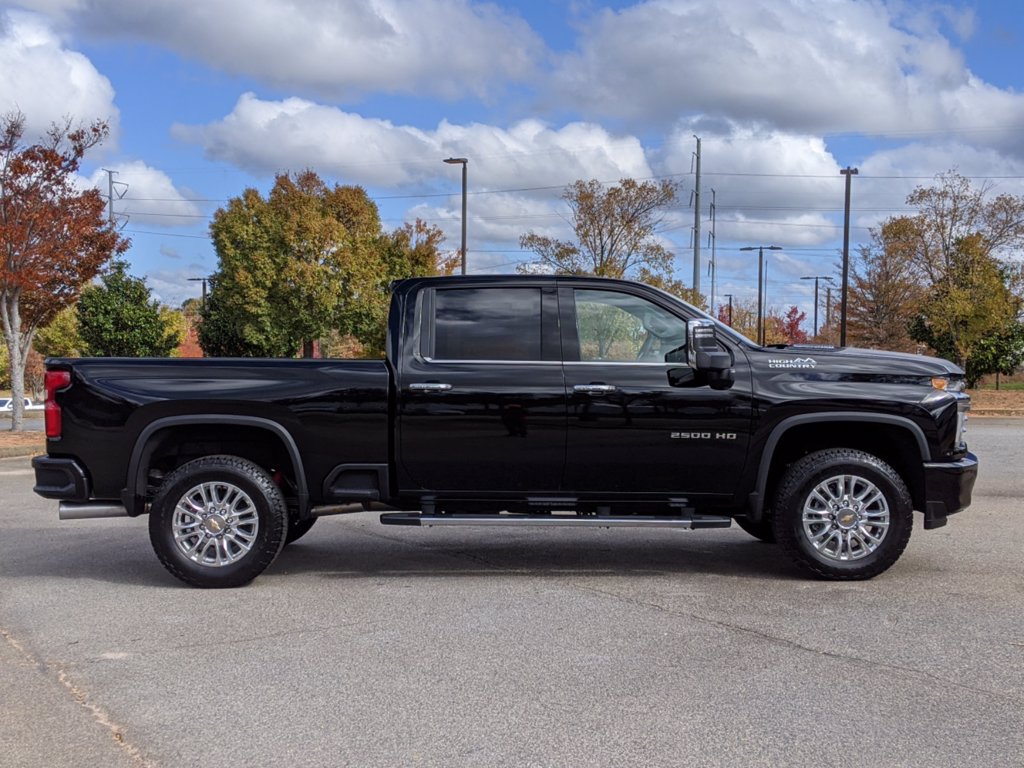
[
  {"left": 692, "top": 135, "right": 701, "bottom": 295},
  {"left": 840, "top": 166, "right": 858, "bottom": 346},
  {"left": 800, "top": 275, "right": 834, "bottom": 337},
  {"left": 740, "top": 245, "right": 781, "bottom": 345},
  {"left": 101, "top": 169, "right": 128, "bottom": 226},
  {"left": 708, "top": 188, "right": 716, "bottom": 315},
  {"left": 826, "top": 286, "right": 833, "bottom": 332},
  {"left": 723, "top": 293, "right": 733, "bottom": 326}
]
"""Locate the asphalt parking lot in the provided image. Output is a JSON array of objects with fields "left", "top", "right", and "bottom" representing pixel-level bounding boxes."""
[{"left": 2, "top": 419, "right": 1022, "bottom": 768}]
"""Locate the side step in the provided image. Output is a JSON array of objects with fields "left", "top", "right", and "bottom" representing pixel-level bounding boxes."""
[{"left": 380, "top": 512, "right": 732, "bottom": 530}]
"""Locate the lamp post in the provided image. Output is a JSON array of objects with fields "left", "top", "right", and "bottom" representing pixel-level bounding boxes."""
[
  {"left": 443, "top": 157, "right": 468, "bottom": 275},
  {"left": 840, "top": 166, "right": 858, "bottom": 346},
  {"left": 800, "top": 275, "right": 834, "bottom": 337},
  {"left": 187, "top": 277, "right": 208, "bottom": 309},
  {"left": 723, "top": 293, "right": 733, "bottom": 326},
  {"left": 740, "top": 245, "right": 781, "bottom": 345}
]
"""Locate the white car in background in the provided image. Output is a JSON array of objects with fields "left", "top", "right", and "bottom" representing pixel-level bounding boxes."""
[{"left": 1, "top": 397, "right": 43, "bottom": 411}]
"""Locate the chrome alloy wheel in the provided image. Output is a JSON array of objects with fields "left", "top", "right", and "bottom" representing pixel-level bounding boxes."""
[
  {"left": 172, "top": 481, "right": 259, "bottom": 567},
  {"left": 801, "top": 473, "right": 890, "bottom": 562}
]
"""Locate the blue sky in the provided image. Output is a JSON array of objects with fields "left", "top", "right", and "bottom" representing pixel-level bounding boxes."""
[{"left": 3, "top": 0, "right": 1024, "bottom": 328}]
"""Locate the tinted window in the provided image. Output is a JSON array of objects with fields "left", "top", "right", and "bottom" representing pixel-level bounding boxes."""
[{"left": 431, "top": 288, "right": 543, "bottom": 361}]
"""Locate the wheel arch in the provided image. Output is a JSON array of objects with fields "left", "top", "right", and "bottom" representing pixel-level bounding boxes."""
[
  {"left": 122, "top": 415, "right": 309, "bottom": 517},
  {"left": 749, "top": 413, "right": 929, "bottom": 522}
]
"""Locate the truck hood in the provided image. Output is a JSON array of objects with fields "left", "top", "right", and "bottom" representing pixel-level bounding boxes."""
[{"left": 753, "top": 345, "right": 964, "bottom": 379}]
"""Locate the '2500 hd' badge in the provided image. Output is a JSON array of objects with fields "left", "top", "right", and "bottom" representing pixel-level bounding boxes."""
[{"left": 671, "top": 432, "right": 737, "bottom": 440}]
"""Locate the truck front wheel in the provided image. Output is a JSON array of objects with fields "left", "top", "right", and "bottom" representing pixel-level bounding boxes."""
[
  {"left": 772, "top": 449, "right": 913, "bottom": 580},
  {"left": 149, "top": 455, "right": 288, "bottom": 588}
]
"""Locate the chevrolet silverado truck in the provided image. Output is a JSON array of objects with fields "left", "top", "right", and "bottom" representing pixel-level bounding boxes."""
[{"left": 32, "top": 275, "right": 978, "bottom": 587}]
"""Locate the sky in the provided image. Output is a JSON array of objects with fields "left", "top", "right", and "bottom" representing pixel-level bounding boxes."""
[{"left": 3, "top": 0, "right": 1024, "bottom": 328}]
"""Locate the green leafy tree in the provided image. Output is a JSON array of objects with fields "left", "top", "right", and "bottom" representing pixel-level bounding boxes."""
[
  {"left": 909, "top": 234, "right": 1022, "bottom": 385},
  {"left": 519, "top": 178, "right": 679, "bottom": 281},
  {"left": 77, "top": 260, "right": 178, "bottom": 357},
  {"left": 34, "top": 305, "right": 84, "bottom": 358},
  {"left": 847, "top": 171, "right": 1024, "bottom": 380},
  {"left": 901, "top": 172, "right": 1024, "bottom": 372},
  {"left": 201, "top": 171, "right": 447, "bottom": 358}
]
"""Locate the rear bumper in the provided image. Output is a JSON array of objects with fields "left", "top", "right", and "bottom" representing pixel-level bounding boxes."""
[
  {"left": 32, "top": 456, "right": 90, "bottom": 500},
  {"left": 922, "top": 452, "right": 978, "bottom": 530}
]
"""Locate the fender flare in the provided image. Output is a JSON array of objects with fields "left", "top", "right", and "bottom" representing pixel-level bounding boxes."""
[
  {"left": 747, "top": 412, "right": 929, "bottom": 521},
  {"left": 121, "top": 415, "right": 309, "bottom": 517}
]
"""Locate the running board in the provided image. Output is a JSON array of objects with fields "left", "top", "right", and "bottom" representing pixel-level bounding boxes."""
[{"left": 379, "top": 512, "right": 732, "bottom": 529}]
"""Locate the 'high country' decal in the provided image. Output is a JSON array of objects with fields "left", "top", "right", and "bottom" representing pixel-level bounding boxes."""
[{"left": 768, "top": 357, "right": 817, "bottom": 369}]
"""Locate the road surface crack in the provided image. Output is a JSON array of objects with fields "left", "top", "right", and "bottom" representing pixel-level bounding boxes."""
[
  {"left": 575, "top": 585, "right": 1024, "bottom": 706},
  {"left": 1, "top": 626, "right": 156, "bottom": 768}
]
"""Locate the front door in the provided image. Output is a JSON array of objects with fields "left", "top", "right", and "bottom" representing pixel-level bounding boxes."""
[{"left": 560, "top": 284, "right": 752, "bottom": 501}]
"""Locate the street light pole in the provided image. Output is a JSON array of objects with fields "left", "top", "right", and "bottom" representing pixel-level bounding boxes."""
[
  {"left": 723, "top": 293, "right": 733, "bottom": 326},
  {"left": 740, "top": 245, "right": 781, "bottom": 345},
  {"left": 840, "top": 166, "right": 858, "bottom": 346},
  {"left": 800, "top": 275, "right": 834, "bottom": 337},
  {"left": 187, "top": 277, "right": 208, "bottom": 309},
  {"left": 444, "top": 157, "right": 468, "bottom": 275}
]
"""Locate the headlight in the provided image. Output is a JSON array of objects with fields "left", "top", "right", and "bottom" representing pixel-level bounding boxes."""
[{"left": 931, "top": 376, "right": 966, "bottom": 393}]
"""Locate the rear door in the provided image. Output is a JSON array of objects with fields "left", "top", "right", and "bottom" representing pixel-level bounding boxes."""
[{"left": 397, "top": 281, "right": 566, "bottom": 492}]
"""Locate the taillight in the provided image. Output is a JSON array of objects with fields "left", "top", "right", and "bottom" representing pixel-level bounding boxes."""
[{"left": 44, "top": 370, "right": 72, "bottom": 438}]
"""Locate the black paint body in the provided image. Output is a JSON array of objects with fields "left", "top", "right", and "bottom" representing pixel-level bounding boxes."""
[{"left": 34, "top": 276, "right": 977, "bottom": 530}]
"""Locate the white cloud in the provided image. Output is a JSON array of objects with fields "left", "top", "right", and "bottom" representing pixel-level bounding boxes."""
[
  {"left": 138, "top": 264, "right": 210, "bottom": 307},
  {"left": 0, "top": 10, "right": 118, "bottom": 140},
  {"left": 16, "top": 0, "right": 544, "bottom": 100},
  {"left": 551, "top": 0, "right": 1024, "bottom": 148},
  {"left": 173, "top": 92, "right": 654, "bottom": 189},
  {"left": 84, "top": 161, "right": 204, "bottom": 227}
]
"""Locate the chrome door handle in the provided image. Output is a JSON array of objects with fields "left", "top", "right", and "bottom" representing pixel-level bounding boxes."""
[
  {"left": 573, "top": 384, "right": 617, "bottom": 395},
  {"left": 409, "top": 382, "right": 453, "bottom": 392}
]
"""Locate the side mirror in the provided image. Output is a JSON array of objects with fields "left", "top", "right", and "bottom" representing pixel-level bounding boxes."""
[
  {"left": 687, "top": 320, "right": 735, "bottom": 390},
  {"left": 667, "top": 367, "right": 696, "bottom": 387}
]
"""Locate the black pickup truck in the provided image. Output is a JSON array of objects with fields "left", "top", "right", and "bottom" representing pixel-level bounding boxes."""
[{"left": 33, "top": 275, "right": 977, "bottom": 587}]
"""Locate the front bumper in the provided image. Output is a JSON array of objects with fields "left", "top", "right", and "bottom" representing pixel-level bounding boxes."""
[{"left": 922, "top": 452, "right": 978, "bottom": 529}]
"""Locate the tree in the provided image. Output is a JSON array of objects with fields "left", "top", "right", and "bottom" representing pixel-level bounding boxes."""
[
  {"left": 200, "top": 171, "right": 447, "bottom": 358},
  {"left": 909, "top": 234, "right": 1022, "bottom": 385},
  {"left": 902, "top": 172, "right": 1024, "bottom": 373},
  {"left": 717, "top": 297, "right": 758, "bottom": 342},
  {"left": 0, "top": 112, "right": 127, "bottom": 429},
  {"left": 34, "top": 306, "right": 84, "bottom": 358},
  {"left": 845, "top": 171, "right": 1024, "bottom": 379},
  {"left": 848, "top": 218, "right": 926, "bottom": 352},
  {"left": 77, "top": 260, "right": 179, "bottom": 357},
  {"left": 519, "top": 178, "right": 679, "bottom": 281},
  {"left": 772, "top": 306, "right": 808, "bottom": 345}
]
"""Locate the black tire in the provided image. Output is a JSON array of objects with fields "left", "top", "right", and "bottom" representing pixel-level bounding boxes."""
[
  {"left": 733, "top": 514, "right": 776, "bottom": 543},
  {"left": 284, "top": 516, "right": 317, "bottom": 545},
  {"left": 772, "top": 448, "right": 913, "bottom": 580},
  {"left": 149, "top": 455, "right": 288, "bottom": 588}
]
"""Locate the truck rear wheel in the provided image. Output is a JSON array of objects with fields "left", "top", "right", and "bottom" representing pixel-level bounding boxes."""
[
  {"left": 772, "top": 449, "right": 913, "bottom": 580},
  {"left": 149, "top": 455, "right": 287, "bottom": 588}
]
